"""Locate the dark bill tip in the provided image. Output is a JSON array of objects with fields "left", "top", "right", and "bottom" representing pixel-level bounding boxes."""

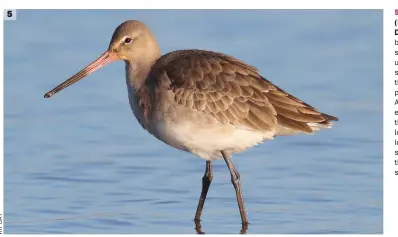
[{"left": 44, "top": 92, "right": 54, "bottom": 98}]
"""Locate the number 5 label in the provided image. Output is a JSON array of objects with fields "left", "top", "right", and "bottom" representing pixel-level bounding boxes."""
[{"left": 4, "top": 9, "right": 17, "bottom": 20}]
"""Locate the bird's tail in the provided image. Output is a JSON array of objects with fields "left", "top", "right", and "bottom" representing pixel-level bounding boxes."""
[{"left": 308, "top": 113, "right": 338, "bottom": 131}]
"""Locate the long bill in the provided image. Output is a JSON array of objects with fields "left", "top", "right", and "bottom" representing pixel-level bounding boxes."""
[{"left": 44, "top": 50, "right": 118, "bottom": 98}]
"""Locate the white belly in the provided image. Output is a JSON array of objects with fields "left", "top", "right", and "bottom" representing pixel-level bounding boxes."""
[
  {"left": 151, "top": 117, "right": 275, "bottom": 161},
  {"left": 126, "top": 83, "right": 274, "bottom": 161}
]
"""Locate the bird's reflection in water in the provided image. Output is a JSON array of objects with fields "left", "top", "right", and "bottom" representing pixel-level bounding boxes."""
[
  {"left": 240, "top": 223, "right": 248, "bottom": 234},
  {"left": 194, "top": 220, "right": 205, "bottom": 234},
  {"left": 194, "top": 220, "right": 249, "bottom": 234}
]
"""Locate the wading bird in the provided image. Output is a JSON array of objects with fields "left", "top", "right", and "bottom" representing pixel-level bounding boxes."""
[{"left": 44, "top": 20, "right": 338, "bottom": 227}]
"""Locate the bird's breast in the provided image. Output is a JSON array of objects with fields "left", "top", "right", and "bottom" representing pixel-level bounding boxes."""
[{"left": 127, "top": 91, "right": 147, "bottom": 129}]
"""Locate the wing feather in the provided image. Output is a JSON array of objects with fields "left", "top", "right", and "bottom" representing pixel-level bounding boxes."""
[{"left": 154, "top": 50, "right": 337, "bottom": 134}]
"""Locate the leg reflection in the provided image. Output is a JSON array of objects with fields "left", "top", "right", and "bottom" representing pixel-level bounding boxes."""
[
  {"left": 240, "top": 222, "right": 248, "bottom": 234},
  {"left": 194, "top": 219, "right": 205, "bottom": 234},
  {"left": 193, "top": 219, "right": 249, "bottom": 234}
]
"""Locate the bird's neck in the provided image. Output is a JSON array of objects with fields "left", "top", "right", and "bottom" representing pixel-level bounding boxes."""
[
  {"left": 124, "top": 56, "right": 160, "bottom": 128},
  {"left": 125, "top": 54, "right": 160, "bottom": 91}
]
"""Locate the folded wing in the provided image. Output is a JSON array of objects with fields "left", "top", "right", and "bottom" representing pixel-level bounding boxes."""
[{"left": 154, "top": 50, "right": 338, "bottom": 134}]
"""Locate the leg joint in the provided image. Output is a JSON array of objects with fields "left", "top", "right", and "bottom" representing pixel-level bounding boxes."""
[
  {"left": 231, "top": 176, "right": 240, "bottom": 185},
  {"left": 202, "top": 173, "right": 213, "bottom": 184}
]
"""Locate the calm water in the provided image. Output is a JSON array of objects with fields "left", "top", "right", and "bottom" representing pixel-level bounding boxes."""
[{"left": 4, "top": 10, "right": 382, "bottom": 234}]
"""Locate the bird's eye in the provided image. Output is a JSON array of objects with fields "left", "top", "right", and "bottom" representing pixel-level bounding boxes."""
[{"left": 124, "top": 37, "right": 132, "bottom": 44}]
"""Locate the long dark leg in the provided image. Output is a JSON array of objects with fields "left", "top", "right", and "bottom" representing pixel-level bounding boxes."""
[
  {"left": 194, "top": 161, "right": 213, "bottom": 222},
  {"left": 221, "top": 150, "right": 249, "bottom": 225}
]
